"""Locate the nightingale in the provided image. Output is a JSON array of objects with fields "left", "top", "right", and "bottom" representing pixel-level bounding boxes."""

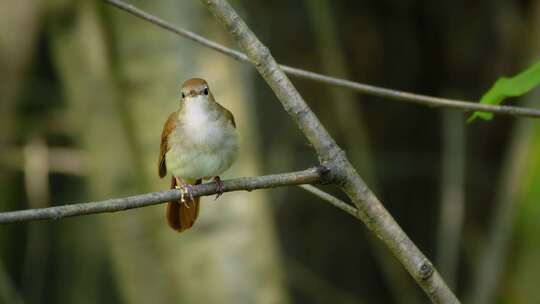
[{"left": 158, "top": 78, "right": 238, "bottom": 232}]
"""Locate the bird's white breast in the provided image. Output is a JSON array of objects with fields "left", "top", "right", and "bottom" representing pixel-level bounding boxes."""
[
  {"left": 183, "top": 96, "right": 212, "bottom": 130},
  {"left": 166, "top": 96, "right": 238, "bottom": 181}
]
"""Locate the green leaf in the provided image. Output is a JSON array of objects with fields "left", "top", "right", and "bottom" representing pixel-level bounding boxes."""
[{"left": 468, "top": 59, "right": 540, "bottom": 123}]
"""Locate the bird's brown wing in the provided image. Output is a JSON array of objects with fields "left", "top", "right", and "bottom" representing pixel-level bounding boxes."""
[
  {"left": 210, "top": 93, "right": 236, "bottom": 128},
  {"left": 217, "top": 103, "right": 236, "bottom": 128},
  {"left": 158, "top": 111, "right": 177, "bottom": 178}
]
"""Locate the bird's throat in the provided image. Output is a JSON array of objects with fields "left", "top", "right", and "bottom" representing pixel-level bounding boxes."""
[{"left": 180, "top": 96, "right": 218, "bottom": 131}]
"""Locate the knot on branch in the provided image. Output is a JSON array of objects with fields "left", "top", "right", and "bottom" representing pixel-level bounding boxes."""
[
  {"left": 253, "top": 45, "right": 271, "bottom": 68},
  {"left": 314, "top": 165, "right": 331, "bottom": 184},
  {"left": 319, "top": 149, "right": 349, "bottom": 186},
  {"left": 417, "top": 260, "right": 434, "bottom": 280}
]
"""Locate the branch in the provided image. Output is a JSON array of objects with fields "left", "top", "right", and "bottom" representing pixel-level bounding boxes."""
[
  {"left": 200, "top": 0, "right": 459, "bottom": 302},
  {"left": 0, "top": 167, "right": 324, "bottom": 224},
  {"left": 104, "top": 0, "right": 540, "bottom": 119},
  {"left": 299, "top": 184, "right": 357, "bottom": 216}
]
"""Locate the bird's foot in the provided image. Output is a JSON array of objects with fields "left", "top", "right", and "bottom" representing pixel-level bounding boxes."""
[
  {"left": 213, "top": 176, "right": 225, "bottom": 200},
  {"left": 179, "top": 183, "right": 195, "bottom": 208}
]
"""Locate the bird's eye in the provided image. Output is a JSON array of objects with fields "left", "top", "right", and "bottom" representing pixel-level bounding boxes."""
[
  {"left": 181, "top": 92, "right": 185, "bottom": 99},
  {"left": 203, "top": 87, "right": 209, "bottom": 95}
]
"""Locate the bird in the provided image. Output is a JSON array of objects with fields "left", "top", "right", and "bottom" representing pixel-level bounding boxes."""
[{"left": 158, "top": 78, "right": 238, "bottom": 232}]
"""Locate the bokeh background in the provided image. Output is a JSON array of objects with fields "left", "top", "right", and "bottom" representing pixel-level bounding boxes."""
[{"left": 1, "top": 0, "right": 540, "bottom": 303}]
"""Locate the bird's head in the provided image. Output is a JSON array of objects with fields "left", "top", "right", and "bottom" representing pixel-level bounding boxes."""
[{"left": 180, "top": 78, "right": 211, "bottom": 102}]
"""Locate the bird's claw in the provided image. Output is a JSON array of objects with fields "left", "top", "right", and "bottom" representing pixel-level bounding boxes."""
[
  {"left": 213, "top": 176, "right": 225, "bottom": 200},
  {"left": 179, "top": 184, "right": 195, "bottom": 208}
]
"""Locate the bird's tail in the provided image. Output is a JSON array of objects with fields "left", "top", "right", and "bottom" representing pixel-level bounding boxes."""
[{"left": 166, "top": 177, "right": 201, "bottom": 233}]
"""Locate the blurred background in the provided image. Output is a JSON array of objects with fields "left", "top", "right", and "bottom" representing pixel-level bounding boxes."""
[{"left": 1, "top": 0, "right": 540, "bottom": 303}]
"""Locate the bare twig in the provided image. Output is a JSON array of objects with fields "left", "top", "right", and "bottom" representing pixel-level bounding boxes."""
[
  {"left": 200, "top": 0, "right": 459, "bottom": 302},
  {"left": 0, "top": 167, "right": 324, "bottom": 224},
  {"left": 104, "top": 0, "right": 540, "bottom": 119},
  {"left": 299, "top": 185, "right": 356, "bottom": 216}
]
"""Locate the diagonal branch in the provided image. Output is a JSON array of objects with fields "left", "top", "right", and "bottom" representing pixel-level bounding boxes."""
[
  {"left": 0, "top": 167, "right": 325, "bottom": 224},
  {"left": 104, "top": 0, "right": 540, "bottom": 119},
  {"left": 200, "top": 0, "right": 459, "bottom": 302}
]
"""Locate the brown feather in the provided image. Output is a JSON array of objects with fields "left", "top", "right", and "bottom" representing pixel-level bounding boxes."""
[
  {"left": 166, "top": 178, "right": 202, "bottom": 232},
  {"left": 223, "top": 107, "right": 236, "bottom": 128},
  {"left": 182, "top": 78, "right": 207, "bottom": 89},
  {"left": 212, "top": 94, "right": 236, "bottom": 128},
  {"left": 158, "top": 111, "right": 178, "bottom": 178}
]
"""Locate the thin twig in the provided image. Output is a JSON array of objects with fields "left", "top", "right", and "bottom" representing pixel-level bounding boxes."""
[
  {"left": 200, "top": 0, "right": 459, "bottom": 302},
  {"left": 104, "top": 0, "right": 540, "bottom": 119},
  {"left": 0, "top": 167, "right": 324, "bottom": 224},
  {"left": 299, "top": 185, "right": 356, "bottom": 216}
]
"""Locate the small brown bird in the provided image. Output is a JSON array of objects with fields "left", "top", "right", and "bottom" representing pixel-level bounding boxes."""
[{"left": 158, "top": 78, "right": 238, "bottom": 232}]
